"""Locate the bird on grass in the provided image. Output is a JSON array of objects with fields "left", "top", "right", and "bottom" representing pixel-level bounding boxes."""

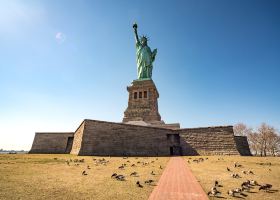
[
  {"left": 207, "top": 187, "right": 221, "bottom": 197},
  {"left": 151, "top": 171, "right": 155, "bottom": 175},
  {"left": 145, "top": 179, "right": 155, "bottom": 184},
  {"left": 87, "top": 165, "right": 91, "bottom": 169},
  {"left": 115, "top": 174, "right": 125, "bottom": 181},
  {"left": 234, "top": 162, "right": 242, "bottom": 168},
  {"left": 214, "top": 180, "right": 223, "bottom": 187},
  {"left": 227, "top": 167, "right": 231, "bottom": 172},
  {"left": 248, "top": 170, "right": 254, "bottom": 175},
  {"left": 241, "top": 180, "right": 251, "bottom": 187},
  {"left": 228, "top": 189, "right": 237, "bottom": 197},
  {"left": 130, "top": 172, "right": 138, "bottom": 176},
  {"left": 193, "top": 159, "right": 199, "bottom": 163},
  {"left": 259, "top": 184, "right": 272, "bottom": 191},
  {"left": 234, "top": 188, "right": 248, "bottom": 197},
  {"left": 118, "top": 165, "right": 125, "bottom": 169},
  {"left": 111, "top": 173, "right": 117, "bottom": 178},
  {"left": 136, "top": 181, "right": 143, "bottom": 188},
  {"left": 249, "top": 180, "right": 260, "bottom": 186},
  {"left": 159, "top": 165, "right": 163, "bottom": 169},
  {"left": 231, "top": 173, "right": 241, "bottom": 178},
  {"left": 82, "top": 170, "right": 88, "bottom": 175}
]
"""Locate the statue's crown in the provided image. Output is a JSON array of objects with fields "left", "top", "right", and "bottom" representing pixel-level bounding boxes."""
[{"left": 141, "top": 35, "right": 149, "bottom": 41}]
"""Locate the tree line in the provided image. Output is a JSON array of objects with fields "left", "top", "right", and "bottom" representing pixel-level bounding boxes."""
[{"left": 234, "top": 123, "right": 280, "bottom": 156}]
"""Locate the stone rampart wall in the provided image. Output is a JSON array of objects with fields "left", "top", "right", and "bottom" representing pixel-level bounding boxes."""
[
  {"left": 29, "top": 132, "right": 74, "bottom": 154},
  {"left": 178, "top": 126, "right": 240, "bottom": 155},
  {"left": 30, "top": 120, "right": 251, "bottom": 156},
  {"left": 72, "top": 119, "right": 173, "bottom": 156}
]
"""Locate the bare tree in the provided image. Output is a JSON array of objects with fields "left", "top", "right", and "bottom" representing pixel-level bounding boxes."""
[
  {"left": 266, "top": 129, "right": 280, "bottom": 156},
  {"left": 247, "top": 132, "right": 260, "bottom": 156},
  {"left": 233, "top": 123, "right": 252, "bottom": 136},
  {"left": 239, "top": 123, "right": 280, "bottom": 156},
  {"left": 257, "top": 123, "right": 276, "bottom": 156}
]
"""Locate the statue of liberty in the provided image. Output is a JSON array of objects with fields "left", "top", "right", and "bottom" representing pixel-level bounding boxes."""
[{"left": 133, "top": 23, "right": 157, "bottom": 80}]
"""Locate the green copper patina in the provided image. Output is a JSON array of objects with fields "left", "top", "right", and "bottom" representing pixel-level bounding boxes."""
[{"left": 133, "top": 23, "right": 157, "bottom": 80}]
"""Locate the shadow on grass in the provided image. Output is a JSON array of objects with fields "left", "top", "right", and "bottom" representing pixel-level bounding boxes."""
[
  {"left": 266, "top": 189, "right": 278, "bottom": 193},
  {"left": 234, "top": 196, "right": 245, "bottom": 199},
  {"left": 213, "top": 195, "right": 246, "bottom": 199},
  {"left": 209, "top": 196, "right": 226, "bottom": 199}
]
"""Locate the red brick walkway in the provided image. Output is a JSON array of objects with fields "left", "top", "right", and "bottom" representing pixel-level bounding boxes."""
[{"left": 148, "top": 157, "right": 208, "bottom": 200}]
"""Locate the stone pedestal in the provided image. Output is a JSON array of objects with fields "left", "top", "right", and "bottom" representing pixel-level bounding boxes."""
[{"left": 123, "top": 79, "right": 161, "bottom": 123}]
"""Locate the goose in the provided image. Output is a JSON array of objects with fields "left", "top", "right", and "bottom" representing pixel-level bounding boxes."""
[
  {"left": 118, "top": 165, "right": 125, "bottom": 169},
  {"left": 136, "top": 181, "right": 143, "bottom": 188},
  {"left": 145, "top": 179, "right": 154, "bottom": 184},
  {"left": 111, "top": 173, "right": 117, "bottom": 178},
  {"left": 116, "top": 174, "right": 125, "bottom": 181},
  {"left": 259, "top": 184, "right": 272, "bottom": 191},
  {"left": 228, "top": 189, "right": 237, "bottom": 197},
  {"left": 215, "top": 180, "right": 222, "bottom": 187},
  {"left": 207, "top": 187, "right": 221, "bottom": 196},
  {"left": 250, "top": 180, "right": 260, "bottom": 186},
  {"left": 130, "top": 172, "right": 138, "bottom": 176}
]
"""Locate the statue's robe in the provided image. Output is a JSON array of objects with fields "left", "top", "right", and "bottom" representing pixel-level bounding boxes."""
[{"left": 136, "top": 41, "right": 155, "bottom": 79}]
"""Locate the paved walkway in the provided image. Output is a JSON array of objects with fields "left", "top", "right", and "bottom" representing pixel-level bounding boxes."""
[{"left": 148, "top": 157, "right": 208, "bottom": 200}]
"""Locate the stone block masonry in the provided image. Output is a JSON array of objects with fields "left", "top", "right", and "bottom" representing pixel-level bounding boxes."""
[
  {"left": 30, "top": 119, "right": 250, "bottom": 156},
  {"left": 71, "top": 119, "right": 172, "bottom": 156},
  {"left": 123, "top": 79, "right": 161, "bottom": 122},
  {"left": 29, "top": 132, "right": 74, "bottom": 154},
  {"left": 179, "top": 126, "right": 240, "bottom": 155}
]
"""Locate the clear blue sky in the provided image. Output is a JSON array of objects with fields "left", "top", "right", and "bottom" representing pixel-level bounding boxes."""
[{"left": 0, "top": 0, "right": 279, "bottom": 150}]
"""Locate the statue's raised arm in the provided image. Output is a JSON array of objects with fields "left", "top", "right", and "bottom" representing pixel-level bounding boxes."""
[{"left": 133, "top": 23, "right": 140, "bottom": 44}]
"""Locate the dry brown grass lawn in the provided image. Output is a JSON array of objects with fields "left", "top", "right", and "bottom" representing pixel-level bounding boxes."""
[
  {"left": 1, "top": 155, "right": 279, "bottom": 200},
  {"left": 185, "top": 156, "right": 280, "bottom": 200},
  {"left": 0, "top": 154, "right": 169, "bottom": 200}
]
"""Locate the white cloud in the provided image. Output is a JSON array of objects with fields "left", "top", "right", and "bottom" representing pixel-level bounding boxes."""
[{"left": 55, "top": 32, "right": 66, "bottom": 43}]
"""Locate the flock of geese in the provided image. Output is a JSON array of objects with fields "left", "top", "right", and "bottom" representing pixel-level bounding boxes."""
[
  {"left": 187, "top": 158, "right": 275, "bottom": 198},
  {"left": 64, "top": 157, "right": 161, "bottom": 188},
  {"left": 62, "top": 156, "right": 276, "bottom": 198},
  {"left": 110, "top": 157, "right": 160, "bottom": 188}
]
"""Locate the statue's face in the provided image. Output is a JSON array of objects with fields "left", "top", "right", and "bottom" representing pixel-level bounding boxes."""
[{"left": 141, "top": 38, "right": 147, "bottom": 46}]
